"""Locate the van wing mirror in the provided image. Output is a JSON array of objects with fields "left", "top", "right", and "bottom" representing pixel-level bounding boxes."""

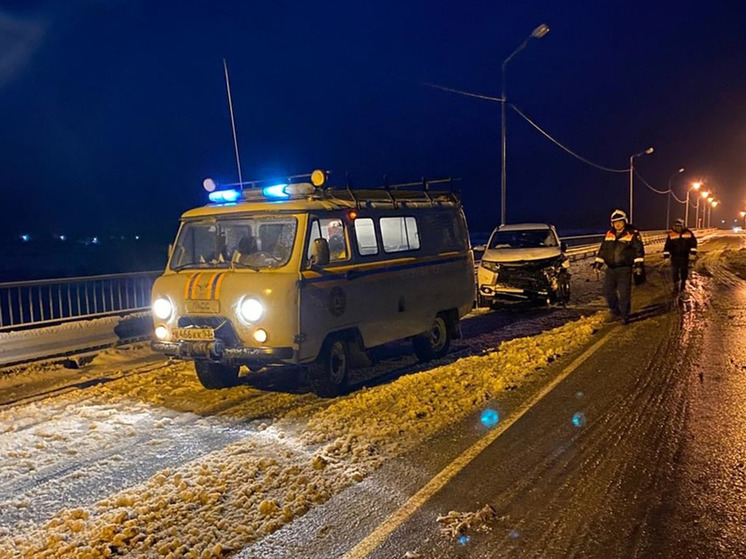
[
  {"left": 310, "top": 238, "right": 330, "bottom": 267},
  {"left": 560, "top": 241, "right": 568, "bottom": 253},
  {"left": 473, "top": 244, "right": 486, "bottom": 252}
]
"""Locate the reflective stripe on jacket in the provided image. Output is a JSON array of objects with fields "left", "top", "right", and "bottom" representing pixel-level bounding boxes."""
[
  {"left": 663, "top": 228, "right": 697, "bottom": 259},
  {"left": 596, "top": 224, "right": 645, "bottom": 268}
]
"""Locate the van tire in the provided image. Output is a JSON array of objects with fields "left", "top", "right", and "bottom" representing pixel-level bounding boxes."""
[
  {"left": 308, "top": 337, "right": 349, "bottom": 398},
  {"left": 413, "top": 315, "right": 451, "bottom": 362},
  {"left": 194, "top": 361, "right": 240, "bottom": 389}
]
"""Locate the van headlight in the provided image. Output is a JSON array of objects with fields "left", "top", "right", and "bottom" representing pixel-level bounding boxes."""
[
  {"left": 153, "top": 298, "right": 173, "bottom": 320},
  {"left": 240, "top": 298, "right": 264, "bottom": 322}
]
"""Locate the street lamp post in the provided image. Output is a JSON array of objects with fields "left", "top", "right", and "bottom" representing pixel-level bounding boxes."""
[
  {"left": 666, "top": 167, "right": 685, "bottom": 230},
  {"left": 709, "top": 200, "right": 718, "bottom": 228},
  {"left": 695, "top": 190, "right": 710, "bottom": 229},
  {"left": 684, "top": 181, "right": 702, "bottom": 227},
  {"left": 629, "top": 147, "right": 654, "bottom": 224},
  {"left": 500, "top": 23, "right": 550, "bottom": 226}
]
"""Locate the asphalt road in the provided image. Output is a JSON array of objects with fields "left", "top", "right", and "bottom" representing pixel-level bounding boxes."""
[{"left": 246, "top": 234, "right": 746, "bottom": 559}]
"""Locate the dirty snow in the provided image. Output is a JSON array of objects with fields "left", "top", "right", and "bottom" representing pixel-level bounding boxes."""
[{"left": 1, "top": 242, "right": 711, "bottom": 558}]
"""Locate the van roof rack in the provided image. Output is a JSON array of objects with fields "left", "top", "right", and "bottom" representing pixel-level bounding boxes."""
[{"left": 327, "top": 176, "right": 462, "bottom": 210}]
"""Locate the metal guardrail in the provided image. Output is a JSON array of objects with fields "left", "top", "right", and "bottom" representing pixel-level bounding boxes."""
[
  {"left": 0, "top": 271, "right": 160, "bottom": 332},
  {"left": 0, "top": 228, "right": 715, "bottom": 333}
]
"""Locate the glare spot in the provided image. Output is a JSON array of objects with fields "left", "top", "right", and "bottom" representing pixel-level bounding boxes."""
[
  {"left": 20, "top": 234, "right": 29, "bottom": 242},
  {"left": 572, "top": 412, "right": 586, "bottom": 427},
  {"left": 481, "top": 409, "right": 499, "bottom": 428},
  {"left": 575, "top": 391, "right": 584, "bottom": 399},
  {"left": 458, "top": 535, "right": 470, "bottom": 545},
  {"left": 509, "top": 529, "right": 520, "bottom": 539}
]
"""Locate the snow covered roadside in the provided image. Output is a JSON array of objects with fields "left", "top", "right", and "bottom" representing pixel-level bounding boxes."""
[
  {"left": 0, "top": 313, "right": 151, "bottom": 367},
  {"left": 0, "top": 312, "right": 606, "bottom": 558}
]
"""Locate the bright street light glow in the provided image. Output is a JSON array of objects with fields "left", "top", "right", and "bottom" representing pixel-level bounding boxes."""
[{"left": 692, "top": 182, "right": 702, "bottom": 189}]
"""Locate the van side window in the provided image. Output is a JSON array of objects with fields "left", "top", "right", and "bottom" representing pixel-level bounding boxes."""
[
  {"left": 320, "top": 218, "right": 347, "bottom": 261},
  {"left": 306, "top": 218, "right": 348, "bottom": 262},
  {"left": 380, "top": 216, "right": 420, "bottom": 253},
  {"left": 354, "top": 218, "right": 379, "bottom": 256},
  {"left": 306, "top": 220, "right": 322, "bottom": 261}
]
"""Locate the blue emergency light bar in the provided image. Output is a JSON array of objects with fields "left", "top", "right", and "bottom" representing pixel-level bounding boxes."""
[
  {"left": 208, "top": 189, "right": 241, "bottom": 203},
  {"left": 262, "top": 184, "right": 289, "bottom": 199}
]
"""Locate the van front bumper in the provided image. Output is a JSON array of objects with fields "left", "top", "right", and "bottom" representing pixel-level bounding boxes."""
[{"left": 152, "top": 340, "right": 294, "bottom": 363}]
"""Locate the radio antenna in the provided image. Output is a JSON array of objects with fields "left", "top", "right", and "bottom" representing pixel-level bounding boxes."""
[{"left": 223, "top": 59, "right": 244, "bottom": 188}]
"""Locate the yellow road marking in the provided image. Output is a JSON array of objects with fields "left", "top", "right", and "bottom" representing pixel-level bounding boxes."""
[{"left": 342, "top": 326, "right": 619, "bottom": 559}]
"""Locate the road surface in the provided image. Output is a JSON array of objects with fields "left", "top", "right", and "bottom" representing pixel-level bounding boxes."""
[{"left": 1, "top": 233, "right": 743, "bottom": 559}]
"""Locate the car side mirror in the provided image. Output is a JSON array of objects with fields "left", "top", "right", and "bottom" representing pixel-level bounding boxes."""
[
  {"left": 473, "top": 244, "right": 486, "bottom": 252},
  {"left": 560, "top": 241, "right": 567, "bottom": 252},
  {"left": 310, "top": 238, "right": 330, "bottom": 267},
  {"left": 167, "top": 243, "right": 173, "bottom": 258}
]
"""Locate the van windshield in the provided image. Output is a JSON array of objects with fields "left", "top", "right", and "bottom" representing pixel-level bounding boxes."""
[
  {"left": 489, "top": 229, "right": 557, "bottom": 249},
  {"left": 170, "top": 216, "right": 298, "bottom": 271}
]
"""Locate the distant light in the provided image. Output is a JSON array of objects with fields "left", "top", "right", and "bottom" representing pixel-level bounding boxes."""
[
  {"left": 208, "top": 189, "right": 241, "bottom": 203},
  {"left": 203, "top": 178, "right": 217, "bottom": 192},
  {"left": 92, "top": 237, "right": 99, "bottom": 245},
  {"left": 458, "top": 535, "right": 470, "bottom": 545},
  {"left": 20, "top": 234, "right": 29, "bottom": 242},
  {"left": 135, "top": 235, "right": 140, "bottom": 240},
  {"left": 480, "top": 409, "right": 499, "bottom": 428},
  {"left": 572, "top": 412, "right": 586, "bottom": 427},
  {"left": 59, "top": 235, "right": 66, "bottom": 241},
  {"left": 262, "top": 184, "right": 290, "bottom": 199}
]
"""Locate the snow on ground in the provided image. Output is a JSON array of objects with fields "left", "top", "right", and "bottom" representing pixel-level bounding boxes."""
[
  {"left": 2, "top": 242, "right": 711, "bottom": 558},
  {"left": 0, "top": 307, "right": 606, "bottom": 557}
]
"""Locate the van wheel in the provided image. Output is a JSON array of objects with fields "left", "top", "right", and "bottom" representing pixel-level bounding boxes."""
[
  {"left": 194, "top": 361, "right": 240, "bottom": 389},
  {"left": 413, "top": 315, "right": 451, "bottom": 362},
  {"left": 308, "top": 337, "right": 349, "bottom": 398}
]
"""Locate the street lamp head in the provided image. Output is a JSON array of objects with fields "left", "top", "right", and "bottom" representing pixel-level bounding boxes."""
[
  {"left": 701, "top": 191, "right": 710, "bottom": 199},
  {"left": 645, "top": 147, "right": 654, "bottom": 154},
  {"left": 692, "top": 181, "right": 702, "bottom": 190},
  {"left": 678, "top": 167, "right": 685, "bottom": 173},
  {"left": 712, "top": 200, "right": 719, "bottom": 207},
  {"left": 531, "top": 23, "right": 550, "bottom": 38}
]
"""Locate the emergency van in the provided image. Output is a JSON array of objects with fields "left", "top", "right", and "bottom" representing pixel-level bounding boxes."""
[{"left": 150, "top": 170, "right": 475, "bottom": 397}]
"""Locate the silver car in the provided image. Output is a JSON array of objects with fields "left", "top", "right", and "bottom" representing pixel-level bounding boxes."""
[{"left": 476, "top": 223, "right": 570, "bottom": 308}]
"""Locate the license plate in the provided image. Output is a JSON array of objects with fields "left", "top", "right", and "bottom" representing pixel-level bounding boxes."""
[{"left": 173, "top": 328, "right": 215, "bottom": 341}]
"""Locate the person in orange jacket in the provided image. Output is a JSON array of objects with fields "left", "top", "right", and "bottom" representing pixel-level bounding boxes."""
[
  {"left": 663, "top": 218, "right": 698, "bottom": 292},
  {"left": 591, "top": 209, "right": 645, "bottom": 324}
]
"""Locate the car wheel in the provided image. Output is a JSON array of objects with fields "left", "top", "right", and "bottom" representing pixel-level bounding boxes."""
[
  {"left": 308, "top": 336, "right": 349, "bottom": 398},
  {"left": 413, "top": 315, "right": 451, "bottom": 362},
  {"left": 194, "top": 361, "right": 240, "bottom": 389}
]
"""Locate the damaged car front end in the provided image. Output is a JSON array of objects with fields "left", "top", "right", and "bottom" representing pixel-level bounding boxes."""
[{"left": 476, "top": 223, "right": 570, "bottom": 308}]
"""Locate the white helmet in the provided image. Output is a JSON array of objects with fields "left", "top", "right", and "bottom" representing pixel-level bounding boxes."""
[{"left": 610, "top": 209, "right": 628, "bottom": 223}]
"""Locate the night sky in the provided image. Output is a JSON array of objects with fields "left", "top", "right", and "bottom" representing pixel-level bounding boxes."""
[{"left": 1, "top": 0, "right": 745, "bottom": 243}]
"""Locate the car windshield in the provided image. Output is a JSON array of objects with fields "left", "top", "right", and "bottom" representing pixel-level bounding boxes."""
[
  {"left": 169, "top": 216, "right": 298, "bottom": 271},
  {"left": 489, "top": 229, "right": 557, "bottom": 249}
]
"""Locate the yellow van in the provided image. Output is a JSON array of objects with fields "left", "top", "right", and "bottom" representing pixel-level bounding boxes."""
[{"left": 151, "top": 171, "right": 475, "bottom": 396}]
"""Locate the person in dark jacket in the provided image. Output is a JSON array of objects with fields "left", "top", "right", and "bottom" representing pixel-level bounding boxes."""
[
  {"left": 663, "top": 218, "right": 697, "bottom": 292},
  {"left": 591, "top": 209, "right": 645, "bottom": 324}
]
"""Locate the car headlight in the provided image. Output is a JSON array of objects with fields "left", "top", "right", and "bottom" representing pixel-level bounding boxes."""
[
  {"left": 152, "top": 298, "right": 173, "bottom": 320},
  {"left": 240, "top": 297, "right": 264, "bottom": 322},
  {"left": 481, "top": 260, "right": 501, "bottom": 273}
]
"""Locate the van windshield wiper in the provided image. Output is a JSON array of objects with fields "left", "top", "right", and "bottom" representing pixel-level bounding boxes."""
[{"left": 230, "top": 261, "right": 261, "bottom": 272}]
